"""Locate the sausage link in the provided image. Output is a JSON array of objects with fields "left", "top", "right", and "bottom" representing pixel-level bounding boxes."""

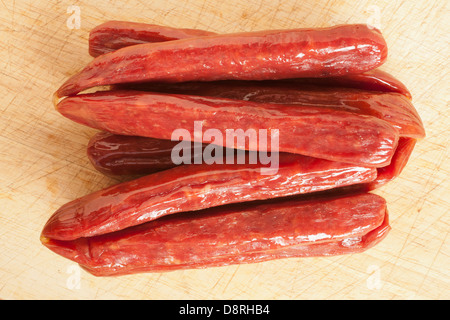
[
  {"left": 89, "top": 20, "right": 216, "bottom": 57},
  {"left": 87, "top": 132, "right": 184, "bottom": 176},
  {"left": 56, "top": 24, "right": 388, "bottom": 97},
  {"left": 92, "top": 21, "right": 409, "bottom": 98},
  {"left": 86, "top": 134, "right": 416, "bottom": 194},
  {"left": 86, "top": 132, "right": 241, "bottom": 177},
  {"left": 41, "top": 152, "right": 377, "bottom": 241},
  {"left": 41, "top": 193, "right": 389, "bottom": 276},
  {"left": 86, "top": 134, "right": 416, "bottom": 193},
  {"left": 57, "top": 90, "right": 399, "bottom": 167},
  {"left": 298, "top": 69, "right": 412, "bottom": 99},
  {"left": 114, "top": 82, "right": 423, "bottom": 138},
  {"left": 118, "top": 71, "right": 413, "bottom": 99}
]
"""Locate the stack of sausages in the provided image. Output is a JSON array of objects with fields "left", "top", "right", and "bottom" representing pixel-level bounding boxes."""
[{"left": 41, "top": 21, "right": 425, "bottom": 276}]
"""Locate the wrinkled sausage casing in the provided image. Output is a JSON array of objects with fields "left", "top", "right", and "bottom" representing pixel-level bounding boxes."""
[
  {"left": 57, "top": 91, "right": 399, "bottom": 167},
  {"left": 41, "top": 152, "right": 377, "bottom": 241},
  {"left": 366, "top": 137, "right": 417, "bottom": 190},
  {"left": 56, "top": 24, "right": 388, "bottom": 97},
  {"left": 41, "top": 193, "right": 390, "bottom": 276}
]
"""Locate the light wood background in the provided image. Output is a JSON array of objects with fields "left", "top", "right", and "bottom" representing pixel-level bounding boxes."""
[{"left": 0, "top": 0, "right": 448, "bottom": 300}]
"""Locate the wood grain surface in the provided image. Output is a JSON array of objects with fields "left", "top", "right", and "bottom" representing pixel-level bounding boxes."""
[{"left": 0, "top": 0, "right": 448, "bottom": 300}]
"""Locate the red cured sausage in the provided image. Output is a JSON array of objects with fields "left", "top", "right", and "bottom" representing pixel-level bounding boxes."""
[
  {"left": 295, "top": 69, "right": 412, "bottom": 99},
  {"left": 89, "top": 21, "right": 216, "bottom": 57},
  {"left": 41, "top": 152, "right": 377, "bottom": 241},
  {"left": 91, "top": 22, "right": 409, "bottom": 98},
  {"left": 57, "top": 90, "right": 399, "bottom": 167},
  {"left": 86, "top": 133, "right": 416, "bottom": 193},
  {"left": 41, "top": 193, "right": 390, "bottom": 276},
  {"left": 56, "top": 24, "right": 388, "bottom": 97},
  {"left": 86, "top": 132, "right": 241, "bottom": 177},
  {"left": 86, "top": 132, "right": 231, "bottom": 177},
  {"left": 114, "top": 82, "right": 423, "bottom": 138},
  {"left": 87, "top": 134, "right": 416, "bottom": 194},
  {"left": 87, "top": 132, "right": 185, "bottom": 176}
]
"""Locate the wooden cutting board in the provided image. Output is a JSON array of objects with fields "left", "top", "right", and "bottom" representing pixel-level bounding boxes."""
[{"left": 0, "top": 0, "right": 448, "bottom": 300}]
